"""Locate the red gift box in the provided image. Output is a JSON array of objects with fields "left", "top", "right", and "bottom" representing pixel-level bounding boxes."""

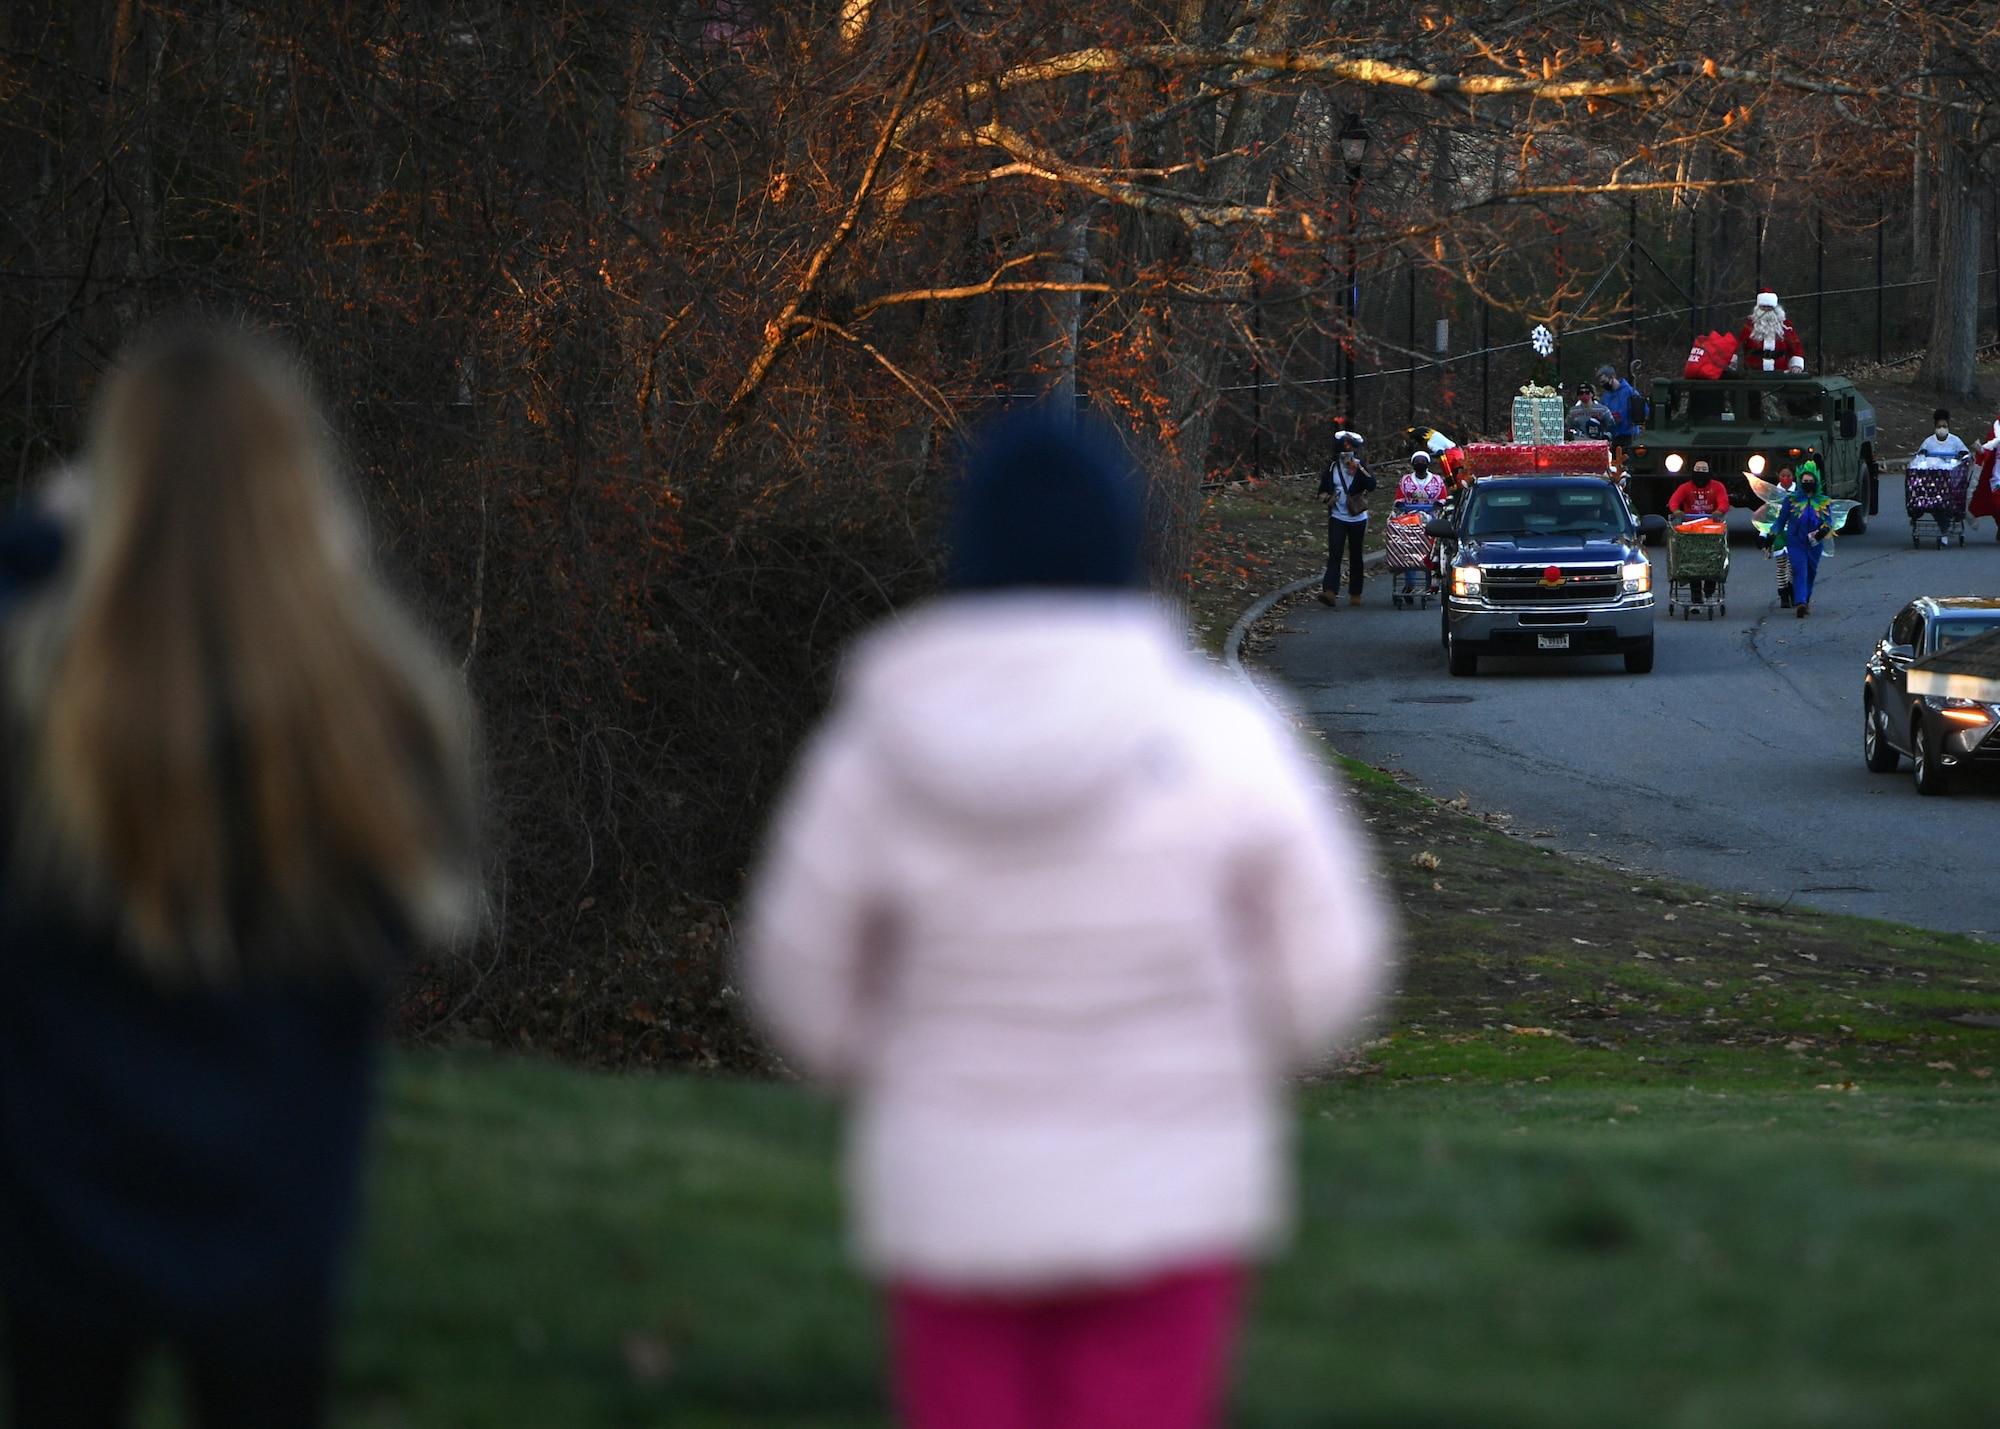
[{"left": 1465, "top": 442, "right": 1610, "bottom": 478}]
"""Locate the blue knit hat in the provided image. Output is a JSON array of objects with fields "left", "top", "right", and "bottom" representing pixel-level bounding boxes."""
[{"left": 944, "top": 409, "right": 1145, "bottom": 591}]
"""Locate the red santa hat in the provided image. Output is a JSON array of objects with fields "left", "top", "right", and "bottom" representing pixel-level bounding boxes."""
[{"left": 1755, "top": 289, "right": 1780, "bottom": 309}]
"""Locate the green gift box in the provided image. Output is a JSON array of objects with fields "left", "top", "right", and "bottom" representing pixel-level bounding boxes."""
[{"left": 1511, "top": 394, "right": 1564, "bottom": 444}]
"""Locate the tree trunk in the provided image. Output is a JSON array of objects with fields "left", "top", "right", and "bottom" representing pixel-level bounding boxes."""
[
  {"left": 1913, "top": 46, "right": 1934, "bottom": 273},
  {"left": 1706, "top": 146, "right": 1745, "bottom": 316},
  {"left": 1044, "top": 204, "right": 1092, "bottom": 414},
  {"left": 1916, "top": 106, "right": 1983, "bottom": 401},
  {"left": 1912, "top": 130, "right": 1931, "bottom": 271}
]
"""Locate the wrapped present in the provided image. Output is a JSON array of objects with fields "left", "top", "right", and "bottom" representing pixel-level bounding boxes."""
[
  {"left": 1468, "top": 441, "right": 1539, "bottom": 476},
  {"left": 1666, "top": 524, "right": 1730, "bottom": 582},
  {"left": 1466, "top": 441, "right": 1611, "bottom": 479},
  {"left": 1511, "top": 393, "right": 1565, "bottom": 444},
  {"left": 1384, "top": 513, "right": 1434, "bottom": 571},
  {"left": 1540, "top": 440, "right": 1612, "bottom": 474}
]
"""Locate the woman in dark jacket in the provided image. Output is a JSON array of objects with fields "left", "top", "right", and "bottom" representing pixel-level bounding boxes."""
[{"left": 0, "top": 327, "right": 478, "bottom": 1428}]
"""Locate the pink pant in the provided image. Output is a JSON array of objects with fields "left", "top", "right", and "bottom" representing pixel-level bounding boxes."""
[{"left": 888, "top": 1262, "right": 1245, "bottom": 1429}]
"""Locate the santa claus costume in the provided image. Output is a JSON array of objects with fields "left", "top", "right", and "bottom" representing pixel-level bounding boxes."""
[
  {"left": 1972, "top": 411, "right": 2000, "bottom": 537},
  {"left": 1734, "top": 290, "right": 1806, "bottom": 374}
]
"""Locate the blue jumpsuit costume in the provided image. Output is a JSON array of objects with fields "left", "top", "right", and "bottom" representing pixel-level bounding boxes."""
[{"left": 1773, "top": 491, "right": 1832, "bottom": 606}]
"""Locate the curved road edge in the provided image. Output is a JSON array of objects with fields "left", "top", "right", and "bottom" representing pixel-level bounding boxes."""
[{"left": 1224, "top": 551, "right": 1386, "bottom": 708}]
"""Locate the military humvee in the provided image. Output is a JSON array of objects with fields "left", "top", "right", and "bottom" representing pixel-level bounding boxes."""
[{"left": 1624, "top": 375, "right": 1880, "bottom": 532}]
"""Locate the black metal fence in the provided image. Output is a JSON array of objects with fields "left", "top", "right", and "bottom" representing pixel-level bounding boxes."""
[{"left": 1214, "top": 194, "right": 2000, "bottom": 477}]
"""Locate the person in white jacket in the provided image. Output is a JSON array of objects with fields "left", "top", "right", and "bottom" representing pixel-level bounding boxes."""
[{"left": 743, "top": 410, "right": 1392, "bottom": 1429}]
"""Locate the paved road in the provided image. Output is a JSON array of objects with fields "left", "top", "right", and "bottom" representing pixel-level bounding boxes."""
[{"left": 1259, "top": 477, "right": 2000, "bottom": 937}]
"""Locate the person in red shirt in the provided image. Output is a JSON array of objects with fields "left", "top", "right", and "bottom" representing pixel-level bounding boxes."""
[
  {"left": 1734, "top": 289, "right": 1806, "bottom": 374},
  {"left": 1667, "top": 462, "right": 1730, "bottom": 600},
  {"left": 1667, "top": 461, "right": 1731, "bottom": 519}
]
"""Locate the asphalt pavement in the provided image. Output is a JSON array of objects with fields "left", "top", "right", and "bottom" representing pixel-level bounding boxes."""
[{"left": 1258, "top": 477, "right": 2000, "bottom": 938}]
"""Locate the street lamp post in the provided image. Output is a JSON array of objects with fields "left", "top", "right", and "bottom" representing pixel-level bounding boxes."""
[{"left": 1339, "top": 114, "right": 1370, "bottom": 423}]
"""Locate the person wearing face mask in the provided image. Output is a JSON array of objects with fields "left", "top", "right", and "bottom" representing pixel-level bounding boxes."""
[
  {"left": 1763, "top": 466, "right": 1798, "bottom": 607},
  {"left": 1317, "top": 430, "right": 1375, "bottom": 607},
  {"left": 1392, "top": 451, "right": 1448, "bottom": 599},
  {"left": 1918, "top": 409, "right": 1970, "bottom": 464},
  {"left": 1595, "top": 365, "right": 1642, "bottom": 445},
  {"left": 1396, "top": 450, "right": 1447, "bottom": 509},
  {"left": 1909, "top": 409, "right": 1973, "bottom": 546},
  {"left": 1772, "top": 464, "right": 1835, "bottom": 617},
  {"left": 1666, "top": 461, "right": 1730, "bottom": 602},
  {"left": 1565, "top": 382, "right": 1613, "bottom": 440}
]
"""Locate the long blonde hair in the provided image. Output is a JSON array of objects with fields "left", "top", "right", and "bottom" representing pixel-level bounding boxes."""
[{"left": 11, "top": 326, "right": 478, "bottom": 982}]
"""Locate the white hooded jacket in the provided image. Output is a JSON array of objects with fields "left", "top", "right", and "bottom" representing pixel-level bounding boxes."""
[{"left": 743, "top": 594, "right": 1390, "bottom": 1289}]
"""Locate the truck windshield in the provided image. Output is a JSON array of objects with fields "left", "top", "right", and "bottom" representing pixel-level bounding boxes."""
[
  {"left": 1667, "top": 385, "right": 1826, "bottom": 425},
  {"left": 1465, "top": 486, "right": 1629, "bottom": 538},
  {"left": 1774, "top": 388, "right": 1824, "bottom": 420},
  {"left": 1932, "top": 616, "right": 2000, "bottom": 652}
]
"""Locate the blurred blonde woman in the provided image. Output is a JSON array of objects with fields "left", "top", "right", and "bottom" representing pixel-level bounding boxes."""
[{"left": 0, "top": 327, "right": 477, "bottom": 1429}]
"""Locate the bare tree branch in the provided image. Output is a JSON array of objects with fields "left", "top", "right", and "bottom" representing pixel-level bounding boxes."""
[
  {"left": 897, "top": 42, "right": 1994, "bottom": 146},
  {"left": 795, "top": 317, "right": 960, "bottom": 426},
  {"left": 715, "top": 30, "right": 931, "bottom": 445}
]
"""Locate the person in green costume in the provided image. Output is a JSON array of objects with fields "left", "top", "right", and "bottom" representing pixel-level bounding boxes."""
[{"left": 1773, "top": 463, "right": 1835, "bottom": 617}]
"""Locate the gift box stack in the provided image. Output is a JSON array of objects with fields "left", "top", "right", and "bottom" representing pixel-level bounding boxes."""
[
  {"left": 1464, "top": 440, "right": 1611, "bottom": 478},
  {"left": 1511, "top": 384, "right": 1564, "bottom": 444}
]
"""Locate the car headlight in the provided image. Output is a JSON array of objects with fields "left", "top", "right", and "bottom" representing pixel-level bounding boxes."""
[
  {"left": 1936, "top": 697, "right": 1999, "bottom": 725},
  {"left": 1747, "top": 454, "right": 1766, "bottom": 475},
  {"left": 1452, "top": 566, "right": 1483, "bottom": 597},
  {"left": 1664, "top": 453, "right": 1684, "bottom": 473},
  {"left": 1622, "top": 560, "right": 1651, "bottom": 594}
]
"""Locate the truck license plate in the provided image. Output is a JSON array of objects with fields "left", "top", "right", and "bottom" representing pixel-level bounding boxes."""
[{"left": 1537, "top": 634, "right": 1571, "bottom": 650}]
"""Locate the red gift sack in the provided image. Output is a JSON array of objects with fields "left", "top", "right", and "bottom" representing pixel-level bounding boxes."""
[{"left": 1683, "top": 330, "right": 1737, "bottom": 380}]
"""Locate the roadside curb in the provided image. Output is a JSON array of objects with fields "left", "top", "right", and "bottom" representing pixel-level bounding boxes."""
[{"left": 1224, "top": 550, "right": 1388, "bottom": 707}]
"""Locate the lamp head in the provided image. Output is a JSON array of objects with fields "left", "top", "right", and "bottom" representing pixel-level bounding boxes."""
[{"left": 1339, "top": 113, "right": 1371, "bottom": 168}]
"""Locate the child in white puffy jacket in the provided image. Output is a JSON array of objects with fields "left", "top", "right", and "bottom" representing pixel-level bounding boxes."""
[{"left": 744, "top": 411, "right": 1391, "bottom": 1429}]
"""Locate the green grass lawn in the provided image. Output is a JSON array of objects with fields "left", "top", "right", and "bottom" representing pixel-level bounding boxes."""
[
  {"left": 315, "top": 1049, "right": 2000, "bottom": 1429},
  {"left": 303, "top": 751, "right": 2000, "bottom": 1427},
  {"left": 94, "top": 738, "right": 2000, "bottom": 1426},
  {"left": 119, "top": 525, "right": 2000, "bottom": 1426}
]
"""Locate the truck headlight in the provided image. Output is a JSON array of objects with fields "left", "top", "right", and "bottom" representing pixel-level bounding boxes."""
[
  {"left": 1452, "top": 566, "right": 1482, "bottom": 598},
  {"left": 1664, "top": 453, "right": 1684, "bottom": 473},
  {"left": 1622, "top": 560, "right": 1651, "bottom": 594},
  {"left": 1748, "top": 454, "right": 1766, "bottom": 475}
]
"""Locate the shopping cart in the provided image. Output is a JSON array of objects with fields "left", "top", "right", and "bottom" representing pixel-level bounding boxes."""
[
  {"left": 1905, "top": 452, "right": 1970, "bottom": 548},
  {"left": 1665, "top": 517, "right": 1729, "bottom": 619},
  {"left": 1386, "top": 506, "right": 1437, "bottom": 609}
]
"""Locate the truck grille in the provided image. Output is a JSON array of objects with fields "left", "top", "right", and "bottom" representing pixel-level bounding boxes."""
[{"left": 1481, "top": 564, "right": 1623, "bottom": 604}]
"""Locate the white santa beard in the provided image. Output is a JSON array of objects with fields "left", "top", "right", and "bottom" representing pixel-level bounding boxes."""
[{"left": 1749, "top": 308, "right": 1787, "bottom": 344}]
